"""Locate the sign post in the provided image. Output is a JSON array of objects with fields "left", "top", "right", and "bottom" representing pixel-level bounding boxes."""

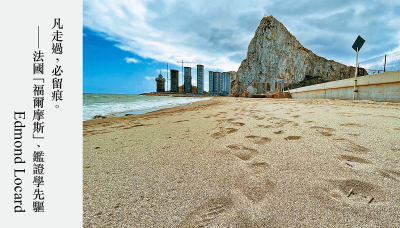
[{"left": 352, "top": 35, "right": 365, "bottom": 100}]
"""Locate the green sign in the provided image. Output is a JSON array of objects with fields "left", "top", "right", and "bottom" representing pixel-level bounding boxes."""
[{"left": 352, "top": 35, "right": 365, "bottom": 52}]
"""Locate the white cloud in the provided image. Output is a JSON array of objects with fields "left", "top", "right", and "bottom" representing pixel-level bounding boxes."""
[
  {"left": 83, "top": 0, "right": 266, "bottom": 71},
  {"left": 145, "top": 76, "right": 155, "bottom": 80},
  {"left": 125, "top": 57, "right": 140, "bottom": 63},
  {"left": 84, "top": 0, "right": 400, "bottom": 71}
]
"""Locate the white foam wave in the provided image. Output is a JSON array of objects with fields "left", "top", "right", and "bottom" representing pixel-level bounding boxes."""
[{"left": 83, "top": 96, "right": 210, "bottom": 121}]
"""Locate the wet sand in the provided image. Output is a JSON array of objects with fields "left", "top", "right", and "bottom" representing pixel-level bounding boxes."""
[{"left": 83, "top": 97, "right": 400, "bottom": 227}]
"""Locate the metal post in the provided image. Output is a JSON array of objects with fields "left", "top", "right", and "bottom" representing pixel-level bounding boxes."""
[
  {"left": 167, "top": 63, "right": 168, "bottom": 92},
  {"left": 353, "top": 47, "right": 359, "bottom": 100},
  {"left": 384, "top": 54, "right": 387, "bottom": 72}
]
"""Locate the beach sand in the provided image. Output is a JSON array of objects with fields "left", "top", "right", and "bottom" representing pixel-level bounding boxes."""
[{"left": 83, "top": 97, "right": 400, "bottom": 227}]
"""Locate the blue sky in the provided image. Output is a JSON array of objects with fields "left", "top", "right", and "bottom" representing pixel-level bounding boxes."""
[
  {"left": 83, "top": 0, "right": 400, "bottom": 94},
  {"left": 83, "top": 28, "right": 171, "bottom": 94}
]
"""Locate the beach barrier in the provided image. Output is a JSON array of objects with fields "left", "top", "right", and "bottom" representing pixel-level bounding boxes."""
[{"left": 289, "top": 70, "right": 400, "bottom": 102}]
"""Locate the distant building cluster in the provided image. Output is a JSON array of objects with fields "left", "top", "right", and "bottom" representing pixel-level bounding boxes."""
[
  {"left": 154, "top": 64, "right": 232, "bottom": 96},
  {"left": 208, "top": 71, "right": 231, "bottom": 95}
]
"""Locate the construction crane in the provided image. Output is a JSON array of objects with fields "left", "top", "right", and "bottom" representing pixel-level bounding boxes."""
[{"left": 177, "top": 60, "right": 195, "bottom": 91}]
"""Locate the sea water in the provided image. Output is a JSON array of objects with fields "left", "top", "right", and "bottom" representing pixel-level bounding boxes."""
[{"left": 83, "top": 93, "right": 211, "bottom": 121}]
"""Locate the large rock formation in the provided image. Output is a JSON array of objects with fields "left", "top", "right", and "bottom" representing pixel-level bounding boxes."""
[{"left": 234, "top": 15, "right": 367, "bottom": 95}]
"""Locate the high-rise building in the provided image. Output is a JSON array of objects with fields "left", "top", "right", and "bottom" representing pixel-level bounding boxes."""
[
  {"left": 197, "top": 65, "right": 204, "bottom": 94},
  {"left": 170, "top": 69, "right": 179, "bottom": 92},
  {"left": 184, "top": 67, "right": 192, "bottom": 93}
]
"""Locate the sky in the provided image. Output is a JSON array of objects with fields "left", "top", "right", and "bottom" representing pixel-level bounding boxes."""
[{"left": 83, "top": 0, "right": 400, "bottom": 94}]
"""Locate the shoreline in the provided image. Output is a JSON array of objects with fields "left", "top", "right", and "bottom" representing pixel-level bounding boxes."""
[
  {"left": 140, "top": 91, "right": 220, "bottom": 97},
  {"left": 83, "top": 97, "right": 221, "bottom": 126},
  {"left": 83, "top": 97, "right": 400, "bottom": 227},
  {"left": 85, "top": 94, "right": 215, "bottom": 122}
]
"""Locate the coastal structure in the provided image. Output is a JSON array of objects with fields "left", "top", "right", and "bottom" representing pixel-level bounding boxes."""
[
  {"left": 222, "top": 72, "right": 231, "bottom": 94},
  {"left": 184, "top": 67, "right": 192, "bottom": 93},
  {"left": 209, "top": 71, "right": 214, "bottom": 93},
  {"left": 208, "top": 71, "right": 231, "bottom": 95},
  {"left": 290, "top": 70, "right": 400, "bottom": 102},
  {"left": 170, "top": 69, "right": 179, "bottom": 92},
  {"left": 234, "top": 15, "right": 367, "bottom": 95},
  {"left": 213, "top": 72, "right": 220, "bottom": 93},
  {"left": 197, "top": 65, "right": 204, "bottom": 94},
  {"left": 155, "top": 71, "right": 165, "bottom": 92}
]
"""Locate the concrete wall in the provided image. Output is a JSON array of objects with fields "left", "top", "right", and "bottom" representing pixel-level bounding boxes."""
[{"left": 290, "top": 70, "right": 400, "bottom": 102}]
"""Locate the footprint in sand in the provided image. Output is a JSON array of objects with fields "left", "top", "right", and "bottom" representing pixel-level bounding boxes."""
[
  {"left": 254, "top": 137, "right": 271, "bottom": 144},
  {"left": 226, "top": 128, "right": 239, "bottom": 134},
  {"left": 310, "top": 126, "right": 335, "bottom": 136},
  {"left": 340, "top": 123, "right": 362, "bottom": 127},
  {"left": 245, "top": 135, "right": 258, "bottom": 139},
  {"left": 339, "top": 154, "right": 399, "bottom": 181},
  {"left": 257, "top": 124, "right": 272, "bottom": 128},
  {"left": 333, "top": 139, "right": 370, "bottom": 153},
  {"left": 329, "top": 179, "right": 383, "bottom": 204},
  {"left": 211, "top": 131, "right": 225, "bottom": 139},
  {"left": 226, "top": 145, "right": 258, "bottom": 161},
  {"left": 232, "top": 209, "right": 275, "bottom": 227},
  {"left": 226, "top": 145, "right": 276, "bottom": 205},
  {"left": 379, "top": 169, "right": 400, "bottom": 181},
  {"left": 339, "top": 154, "right": 372, "bottom": 164},
  {"left": 252, "top": 116, "right": 265, "bottom": 120},
  {"left": 284, "top": 136, "right": 302, "bottom": 140},
  {"left": 173, "top": 120, "right": 189, "bottom": 123},
  {"left": 247, "top": 161, "right": 271, "bottom": 170},
  {"left": 311, "top": 179, "right": 387, "bottom": 210},
  {"left": 179, "top": 197, "right": 233, "bottom": 227},
  {"left": 230, "top": 122, "right": 245, "bottom": 126},
  {"left": 226, "top": 145, "right": 241, "bottom": 150},
  {"left": 237, "top": 176, "right": 275, "bottom": 203},
  {"left": 338, "top": 154, "right": 372, "bottom": 169},
  {"left": 238, "top": 147, "right": 258, "bottom": 161},
  {"left": 211, "top": 128, "right": 239, "bottom": 139},
  {"left": 233, "top": 162, "right": 275, "bottom": 203},
  {"left": 245, "top": 135, "right": 271, "bottom": 144}
]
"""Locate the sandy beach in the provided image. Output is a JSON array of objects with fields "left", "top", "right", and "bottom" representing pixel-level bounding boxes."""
[{"left": 83, "top": 97, "right": 400, "bottom": 227}]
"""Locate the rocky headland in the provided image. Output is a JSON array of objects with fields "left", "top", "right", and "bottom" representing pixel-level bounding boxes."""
[{"left": 233, "top": 15, "right": 367, "bottom": 95}]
